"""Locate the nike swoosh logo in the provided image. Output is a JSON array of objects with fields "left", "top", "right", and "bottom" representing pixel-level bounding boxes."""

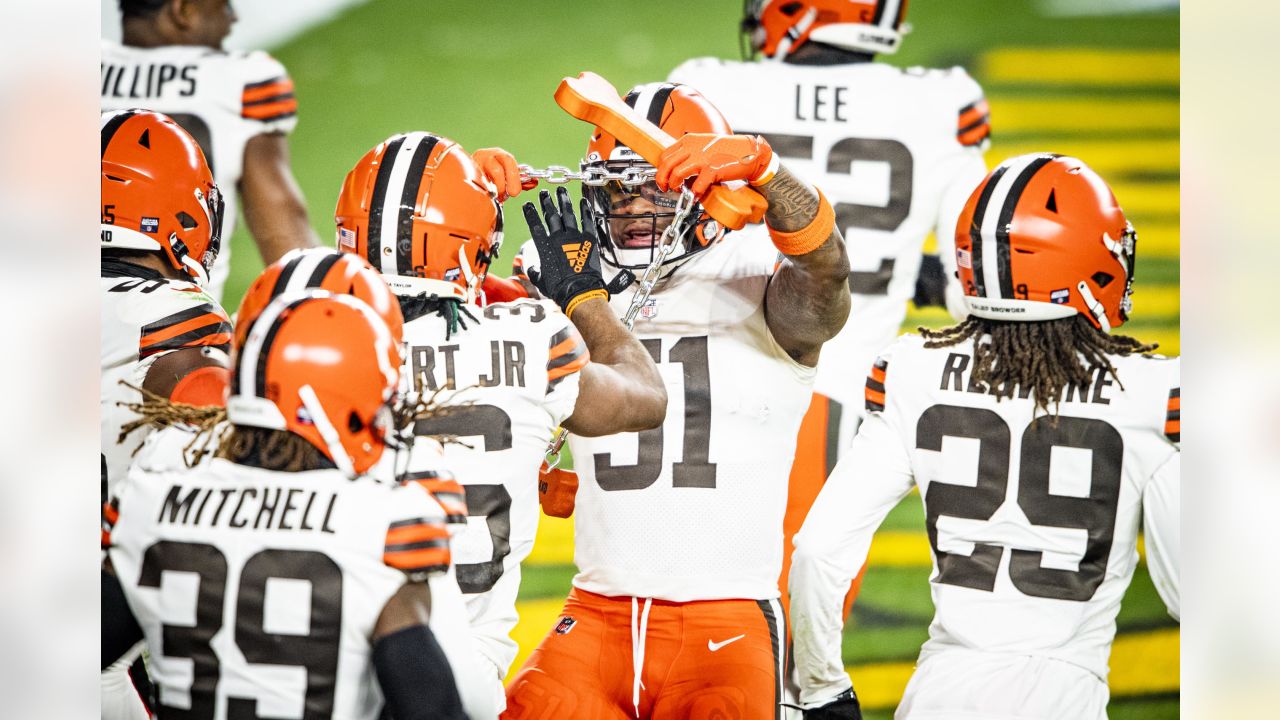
[{"left": 707, "top": 634, "right": 746, "bottom": 652}]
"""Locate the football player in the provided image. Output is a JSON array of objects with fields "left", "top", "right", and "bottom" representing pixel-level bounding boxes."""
[
  {"left": 504, "top": 84, "right": 850, "bottom": 720},
  {"left": 103, "top": 290, "right": 467, "bottom": 720},
  {"left": 789, "top": 155, "right": 1180, "bottom": 719},
  {"left": 103, "top": 0, "right": 320, "bottom": 302},
  {"left": 334, "top": 133, "right": 668, "bottom": 716},
  {"left": 101, "top": 107, "right": 232, "bottom": 720},
  {"left": 668, "top": 0, "right": 992, "bottom": 614}
]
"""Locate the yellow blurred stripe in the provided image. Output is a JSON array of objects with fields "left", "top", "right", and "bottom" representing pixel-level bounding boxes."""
[
  {"left": 848, "top": 628, "right": 1179, "bottom": 710},
  {"left": 1137, "top": 222, "right": 1179, "bottom": 257},
  {"left": 981, "top": 49, "right": 1179, "bottom": 86},
  {"left": 989, "top": 97, "right": 1178, "bottom": 133},
  {"left": 528, "top": 514, "right": 575, "bottom": 566},
  {"left": 989, "top": 139, "right": 1178, "bottom": 176},
  {"left": 505, "top": 597, "right": 566, "bottom": 684},
  {"left": 1108, "top": 181, "right": 1180, "bottom": 217}
]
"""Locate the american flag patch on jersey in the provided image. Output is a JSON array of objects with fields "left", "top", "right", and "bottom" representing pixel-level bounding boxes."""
[{"left": 865, "top": 358, "right": 888, "bottom": 413}]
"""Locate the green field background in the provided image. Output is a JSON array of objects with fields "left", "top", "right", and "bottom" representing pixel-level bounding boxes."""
[{"left": 226, "top": 2, "right": 1180, "bottom": 717}]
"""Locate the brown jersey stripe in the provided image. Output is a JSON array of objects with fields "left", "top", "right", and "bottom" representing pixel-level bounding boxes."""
[
  {"left": 548, "top": 337, "right": 588, "bottom": 370},
  {"left": 140, "top": 324, "right": 232, "bottom": 358},
  {"left": 140, "top": 310, "right": 229, "bottom": 347},
  {"left": 1165, "top": 387, "right": 1180, "bottom": 441},
  {"left": 547, "top": 352, "right": 589, "bottom": 387},
  {"left": 958, "top": 99, "right": 990, "bottom": 127},
  {"left": 866, "top": 358, "right": 888, "bottom": 412}
]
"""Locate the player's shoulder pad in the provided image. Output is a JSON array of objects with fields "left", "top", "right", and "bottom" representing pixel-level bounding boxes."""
[
  {"left": 136, "top": 287, "right": 232, "bottom": 360},
  {"left": 382, "top": 482, "right": 452, "bottom": 581},
  {"left": 863, "top": 333, "right": 922, "bottom": 414},
  {"left": 235, "top": 50, "right": 297, "bottom": 126},
  {"left": 668, "top": 56, "right": 728, "bottom": 82},
  {"left": 937, "top": 66, "right": 991, "bottom": 149}
]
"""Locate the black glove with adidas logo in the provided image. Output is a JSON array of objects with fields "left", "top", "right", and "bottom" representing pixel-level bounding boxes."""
[{"left": 522, "top": 186, "right": 608, "bottom": 318}]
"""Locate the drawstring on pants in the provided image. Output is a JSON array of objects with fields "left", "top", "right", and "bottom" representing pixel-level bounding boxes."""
[{"left": 630, "top": 597, "right": 653, "bottom": 719}]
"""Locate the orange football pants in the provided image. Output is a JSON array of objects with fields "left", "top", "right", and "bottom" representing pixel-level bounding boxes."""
[
  {"left": 780, "top": 392, "right": 867, "bottom": 627},
  {"left": 504, "top": 588, "right": 786, "bottom": 720}
]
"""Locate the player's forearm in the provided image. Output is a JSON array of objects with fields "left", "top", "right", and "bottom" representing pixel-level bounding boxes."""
[
  {"left": 242, "top": 192, "right": 319, "bottom": 265},
  {"left": 789, "top": 548, "right": 858, "bottom": 705},
  {"left": 762, "top": 168, "right": 851, "bottom": 363},
  {"left": 562, "top": 298, "right": 666, "bottom": 435}
]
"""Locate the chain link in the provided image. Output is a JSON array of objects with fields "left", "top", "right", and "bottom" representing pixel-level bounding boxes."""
[{"left": 518, "top": 163, "right": 655, "bottom": 187}]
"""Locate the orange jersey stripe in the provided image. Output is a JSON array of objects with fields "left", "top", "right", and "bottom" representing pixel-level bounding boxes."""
[
  {"left": 386, "top": 522, "right": 449, "bottom": 547},
  {"left": 242, "top": 79, "right": 295, "bottom": 104},
  {"left": 1168, "top": 396, "right": 1180, "bottom": 411},
  {"left": 101, "top": 528, "right": 111, "bottom": 549},
  {"left": 958, "top": 99, "right": 990, "bottom": 128},
  {"left": 547, "top": 351, "right": 589, "bottom": 382},
  {"left": 548, "top": 333, "right": 581, "bottom": 359},
  {"left": 383, "top": 546, "right": 451, "bottom": 572},
  {"left": 871, "top": 366, "right": 887, "bottom": 384},
  {"left": 103, "top": 502, "right": 120, "bottom": 525},
  {"left": 865, "top": 388, "right": 886, "bottom": 406},
  {"left": 242, "top": 98, "right": 298, "bottom": 120},
  {"left": 1165, "top": 419, "right": 1180, "bottom": 434},
  {"left": 139, "top": 312, "right": 227, "bottom": 348},
  {"left": 958, "top": 123, "right": 991, "bottom": 147}
]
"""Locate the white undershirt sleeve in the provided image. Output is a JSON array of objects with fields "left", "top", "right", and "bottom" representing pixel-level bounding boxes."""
[{"left": 789, "top": 410, "right": 916, "bottom": 706}]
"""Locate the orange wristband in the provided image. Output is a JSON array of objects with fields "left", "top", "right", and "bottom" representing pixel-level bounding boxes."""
[
  {"left": 767, "top": 188, "right": 835, "bottom": 256},
  {"left": 564, "top": 288, "right": 608, "bottom": 319}
]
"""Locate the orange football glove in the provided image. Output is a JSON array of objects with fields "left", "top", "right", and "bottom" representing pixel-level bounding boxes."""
[
  {"left": 472, "top": 147, "right": 538, "bottom": 202},
  {"left": 538, "top": 462, "right": 579, "bottom": 518},
  {"left": 655, "top": 133, "right": 777, "bottom": 197}
]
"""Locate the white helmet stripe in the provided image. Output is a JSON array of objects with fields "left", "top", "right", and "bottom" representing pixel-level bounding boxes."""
[
  {"left": 376, "top": 131, "right": 432, "bottom": 276},
  {"left": 236, "top": 292, "right": 318, "bottom": 399},
  {"left": 281, "top": 249, "right": 330, "bottom": 295},
  {"left": 977, "top": 153, "right": 1041, "bottom": 299},
  {"left": 879, "top": 0, "right": 902, "bottom": 29}
]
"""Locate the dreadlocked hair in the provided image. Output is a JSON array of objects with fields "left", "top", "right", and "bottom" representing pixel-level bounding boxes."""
[
  {"left": 920, "top": 314, "right": 1158, "bottom": 416},
  {"left": 117, "top": 381, "right": 227, "bottom": 467},
  {"left": 117, "top": 381, "right": 332, "bottom": 472},
  {"left": 215, "top": 426, "right": 334, "bottom": 473},
  {"left": 398, "top": 293, "right": 478, "bottom": 341},
  {"left": 392, "top": 384, "right": 481, "bottom": 452}
]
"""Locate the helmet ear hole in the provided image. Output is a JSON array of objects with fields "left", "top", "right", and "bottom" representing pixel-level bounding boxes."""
[
  {"left": 780, "top": 2, "right": 804, "bottom": 15},
  {"left": 348, "top": 412, "right": 365, "bottom": 434},
  {"left": 1092, "top": 271, "right": 1114, "bottom": 288},
  {"left": 176, "top": 211, "right": 198, "bottom": 231}
]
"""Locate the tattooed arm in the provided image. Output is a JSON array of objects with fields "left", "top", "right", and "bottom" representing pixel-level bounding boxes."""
[{"left": 761, "top": 166, "right": 850, "bottom": 367}]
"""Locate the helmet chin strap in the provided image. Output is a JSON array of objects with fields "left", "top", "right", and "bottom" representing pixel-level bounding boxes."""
[
  {"left": 1076, "top": 281, "right": 1112, "bottom": 333},
  {"left": 298, "top": 384, "right": 357, "bottom": 477},
  {"left": 458, "top": 245, "right": 481, "bottom": 303}
]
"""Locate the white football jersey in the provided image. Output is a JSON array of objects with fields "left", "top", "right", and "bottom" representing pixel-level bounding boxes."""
[
  {"left": 669, "top": 58, "right": 989, "bottom": 439},
  {"left": 105, "top": 458, "right": 452, "bottom": 720},
  {"left": 101, "top": 262, "right": 231, "bottom": 501},
  {"left": 571, "top": 228, "right": 816, "bottom": 601},
  {"left": 101, "top": 40, "right": 299, "bottom": 301},
  {"left": 790, "top": 334, "right": 1180, "bottom": 703},
  {"left": 400, "top": 297, "right": 584, "bottom": 676}
]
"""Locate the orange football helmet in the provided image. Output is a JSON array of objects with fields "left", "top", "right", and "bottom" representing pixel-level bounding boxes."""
[
  {"left": 334, "top": 132, "right": 502, "bottom": 303},
  {"left": 582, "top": 82, "right": 733, "bottom": 274},
  {"left": 226, "top": 291, "right": 402, "bottom": 476},
  {"left": 955, "top": 154, "right": 1138, "bottom": 332},
  {"left": 100, "top": 109, "right": 224, "bottom": 286},
  {"left": 235, "top": 248, "right": 404, "bottom": 349},
  {"left": 741, "top": 0, "right": 909, "bottom": 58}
]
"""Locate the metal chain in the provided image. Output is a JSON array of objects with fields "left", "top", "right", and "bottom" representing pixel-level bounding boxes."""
[
  {"left": 543, "top": 186, "right": 698, "bottom": 470},
  {"left": 518, "top": 163, "right": 655, "bottom": 187}
]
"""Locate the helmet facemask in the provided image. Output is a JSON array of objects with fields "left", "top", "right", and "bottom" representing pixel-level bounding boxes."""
[{"left": 583, "top": 160, "right": 720, "bottom": 276}]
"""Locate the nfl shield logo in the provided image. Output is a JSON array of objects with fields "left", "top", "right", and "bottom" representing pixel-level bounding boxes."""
[
  {"left": 140, "top": 217, "right": 159, "bottom": 234},
  {"left": 639, "top": 298, "right": 659, "bottom": 320},
  {"left": 554, "top": 616, "right": 577, "bottom": 635}
]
